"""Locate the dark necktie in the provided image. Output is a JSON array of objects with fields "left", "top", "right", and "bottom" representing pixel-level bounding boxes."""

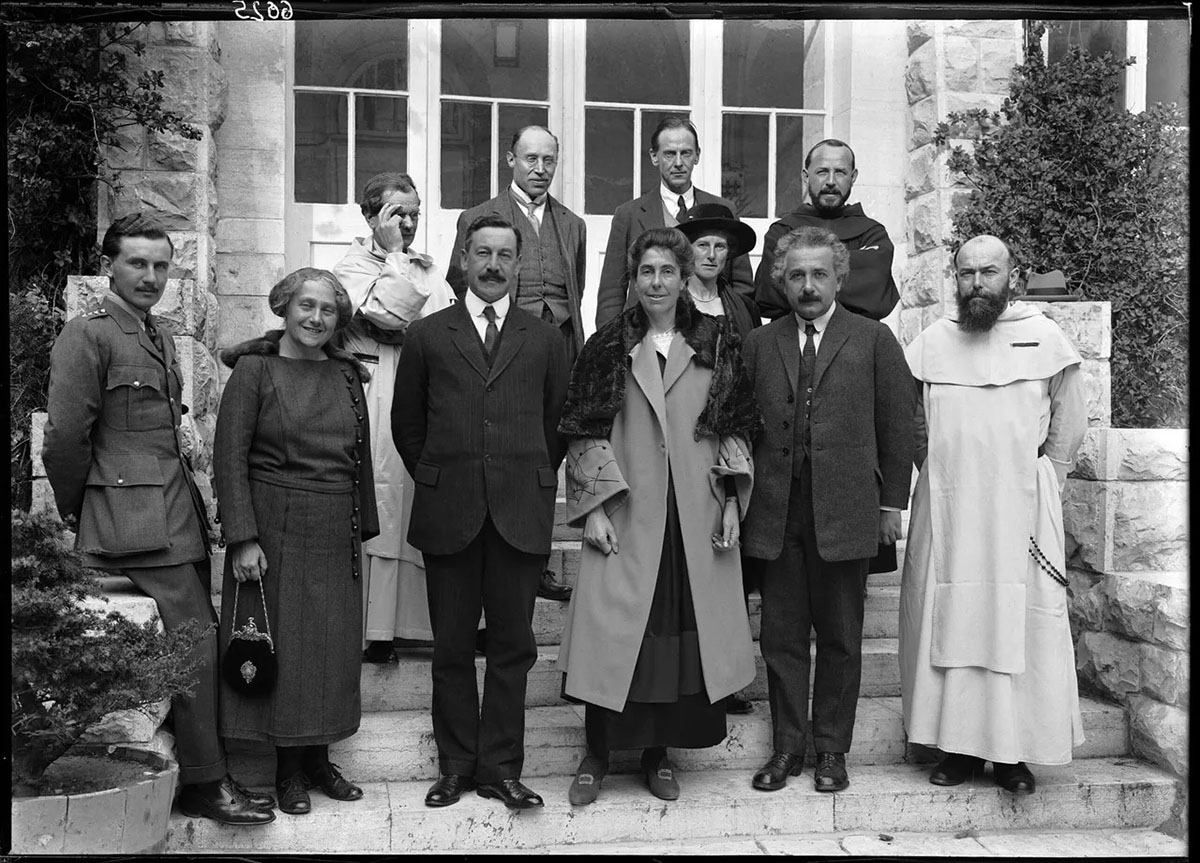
[
  {"left": 802, "top": 322, "right": 817, "bottom": 382},
  {"left": 676, "top": 195, "right": 688, "bottom": 223},
  {"left": 145, "top": 315, "right": 163, "bottom": 354},
  {"left": 482, "top": 305, "right": 499, "bottom": 365}
]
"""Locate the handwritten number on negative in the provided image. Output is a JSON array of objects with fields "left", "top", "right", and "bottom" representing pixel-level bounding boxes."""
[{"left": 233, "top": 0, "right": 294, "bottom": 21}]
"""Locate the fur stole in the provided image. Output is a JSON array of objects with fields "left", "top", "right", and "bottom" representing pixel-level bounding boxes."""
[
  {"left": 219, "top": 329, "right": 371, "bottom": 382},
  {"left": 559, "top": 297, "right": 762, "bottom": 443}
]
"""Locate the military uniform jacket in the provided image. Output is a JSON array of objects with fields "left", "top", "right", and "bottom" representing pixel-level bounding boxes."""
[{"left": 42, "top": 295, "right": 210, "bottom": 569}]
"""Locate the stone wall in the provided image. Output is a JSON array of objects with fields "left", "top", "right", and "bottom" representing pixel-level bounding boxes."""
[{"left": 1065, "top": 430, "right": 1189, "bottom": 779}]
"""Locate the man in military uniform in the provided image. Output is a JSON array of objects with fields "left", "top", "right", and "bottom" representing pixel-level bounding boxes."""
[{"left": 42, "top": 213, "right": 275, "bottom": 826}]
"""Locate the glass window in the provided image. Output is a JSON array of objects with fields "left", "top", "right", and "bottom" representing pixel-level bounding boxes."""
[
  {"left": 585, "top": 108, "right": 635, "bottom": 214},
  {"left": 441, "top": 19, "right": 549, "bottom": 100},
  {"left": 1047, "top": 20, "right": 1129, "bottom": 107},
  {"left": 721, "top": 114, "right": 769, "bottom": 218},
  {"left": 776, "top": 115, "right": 822, "bottom": 216},
  {"left": 724, "top": 21, "right": 824, "bottom": 109},
  {"left": 586, "top": 20, "right": 689, "bottom": 104},
  {"left": 1147, "top": 19, "right": 1189, "bottom": 123},
  {"left": 295, "top": 20, "right": 408, "bottom": 89},
  {"left": 294, "top": 92, "right": 347, "bottom": 204},
  {"left": 355, "top": 95, "right": 407, "bottom": 200},
  {"left": 441, "top": 101, "right": 492, "bottom": 209}
]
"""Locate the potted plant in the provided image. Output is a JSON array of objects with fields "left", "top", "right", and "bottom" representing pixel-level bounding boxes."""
[{"left": 10, "top": 508, "right": 209, "bottom": 854}]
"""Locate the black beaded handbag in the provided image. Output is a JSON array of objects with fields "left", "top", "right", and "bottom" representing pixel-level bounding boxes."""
[{"left": 222, "top": 578, "right": 278, "bottom": 697}]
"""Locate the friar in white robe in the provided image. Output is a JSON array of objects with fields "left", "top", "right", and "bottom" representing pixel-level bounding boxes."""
[{"left": 899, "top": 235, "right": 1088, "bottom": 794}]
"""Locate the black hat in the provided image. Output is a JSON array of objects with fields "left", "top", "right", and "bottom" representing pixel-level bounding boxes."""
[{"left": 676, "top": 203, "right": 758, "bottom": 258}]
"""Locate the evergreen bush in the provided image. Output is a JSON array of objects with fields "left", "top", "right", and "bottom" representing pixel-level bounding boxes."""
[
  {"left": 10, "top": 509, "right": 210, "bottom": 796},
  {"left": 934, "top": 22, "right": 1188, "bottom": 428}
]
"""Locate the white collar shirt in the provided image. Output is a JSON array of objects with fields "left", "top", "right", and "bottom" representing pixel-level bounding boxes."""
[
  {"left": 463, "top": 289, "right": 511, "bottom": 342},
  {"left": 660, "top": 183, "right": 695, "bottom": 217},
  {"left": 510, "top": 182, "right": 547, "bottom": 224},
  {"left": 794, "top": 302, "right": 837, "bottom": 354}
]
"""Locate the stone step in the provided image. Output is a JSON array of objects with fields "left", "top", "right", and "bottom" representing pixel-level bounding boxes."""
[
  {"left": 224, "top": 695, "right": 1128, "bottom": 786},
  {"left": 528, "top": 587, "right": 903, "bottom": 645},
  {"left": 166, "top": 757, "right": 1183, "bottom": 854},
  {"left": 516, "top": 827, "right": 1188, "bottom": 856},
  {"left": 362, "top": 640, "right": 903, "bottom": 713}
]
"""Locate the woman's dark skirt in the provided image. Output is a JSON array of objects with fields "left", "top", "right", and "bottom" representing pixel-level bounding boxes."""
[{"left": 218, "top": 479, "right": 363, "bottom": 746}]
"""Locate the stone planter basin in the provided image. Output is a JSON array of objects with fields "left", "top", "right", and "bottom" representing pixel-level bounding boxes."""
[{"left": 9, "top": 745, "right": 178, "bottom": 855}]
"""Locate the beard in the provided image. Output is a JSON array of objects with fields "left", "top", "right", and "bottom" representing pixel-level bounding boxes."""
[
  {"left": 809, "top": 186, "right": 847, "bottom": 217},
  {"left": 956, "top": 289, "right": 1010, "bottom": 332}
]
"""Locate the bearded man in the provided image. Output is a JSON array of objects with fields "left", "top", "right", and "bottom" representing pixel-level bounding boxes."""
[{"left": 899, "top": 234, "right": 1088, "bottom": 796}]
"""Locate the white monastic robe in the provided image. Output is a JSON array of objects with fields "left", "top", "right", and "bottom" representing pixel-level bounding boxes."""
[
  {"left": 335, "top": 239, "right": 456, "bottom": 642},
  {"left": 899, "top": 301, "right": 1088, "bottom": 764}
]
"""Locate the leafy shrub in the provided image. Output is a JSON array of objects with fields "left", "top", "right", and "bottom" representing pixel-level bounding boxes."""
[
  {"left": 5, "top": 17, "right": 202, "bottom": 507},
  {"left": 934, "top": 22, "right": 1188, "bottom": 428},
  {"left": 11, "top": 509, "right": 210, "bottom": 796}
]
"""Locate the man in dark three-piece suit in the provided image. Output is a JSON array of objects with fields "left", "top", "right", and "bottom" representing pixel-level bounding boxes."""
[
  {"left": 444, "top": 124, "right": 580, "bottom": 604},
  {"left": 741, "top": 226, "right": 914, "bottom": 795},
  {"left": 595, "top": 116, "right": 754, "bottom": 328},
  {"left": 393, "top": 214, "right": 569, "bottom": 811}
]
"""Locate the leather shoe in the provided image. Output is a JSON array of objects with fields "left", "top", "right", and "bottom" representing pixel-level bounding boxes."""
[
  {"left": 813, "top": 751, "right": 849, "bottom": 792},
  {"left": 537, "top": 569, "right": 573, "bottom": 601},
  {"left": 477, "top": 778, "right": 545, "bottom": 810},
  {"left": 993, "top": 761, "right": 1036, "bottom": 795},
  {"left": 568, "top": 755, "right": 608, "bottom": 806},
  {"left": 724, "top": 692, "right": 754, "bottom": 715},
  {"left": 929, "top": 753, "right": 986, "bottom": 787},
  {"left": 276, "top": 772, "right": 312, "bottom": 815},
  {"left": 643, "top": 755, "right": 680, "bottom": 801},
  {"left": 752, "top": 751, "right": 803, "bottom": 791},
  {"left": 227, "top": 773, "right": 275, "bottom": 809},
  {"left": 309, "top": 761, "right": 363, "bottom": 801},
  {"left": 178, "top": 776, "right": 276, "bottom": 825},
  {"left": 363, "top": 640, "right": 397, "bottom": 663},
  {"left": 425, "top": 774, "right": 476, "bottom": 807}
]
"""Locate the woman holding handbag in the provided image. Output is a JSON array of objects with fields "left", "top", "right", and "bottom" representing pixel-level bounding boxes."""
[{"left": 214, "top": 267, "right": 379, "bottom": 816}]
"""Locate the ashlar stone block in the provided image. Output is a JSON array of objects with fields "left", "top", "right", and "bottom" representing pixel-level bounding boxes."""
[
  {"left": 901, "top": 247, "right": 952, "bottom": 311},
  {"left": 945, "top": 20, "right": 1021, "bottom": 41},
  {"left": 1110, "top": 481, "right": 1188, "bottom": 572},
  {"left": 1062, "top": 478, "right": 1108, "bottom": 572},
  {"left": 1078, "top": 359, "right": 1111, "bottom": 427},
  {"left": 979, "top": 38, "right": 1020, "bottom": 93},
  {"left": 80, "top": 700, "right": 169, "bottom": 746},
  {"left": 1139, "top": 642, "right": 1188, "bottom": 707},
  {"left": 1129, "top": 695, "right": 1188, "bottom": 777},
  {"left": 906, "top": 20, "right": 934, "bottom": 54},
  {"left": 1038, "top": 301, "right": 1111, "bottom": 360},
  {"left": 1075, "top": 630, "right": 1140, "bottom": 701},
  {"left": 905, "top": 41, "right": 937, "bottom": 105},
  {"left": 943, "top": 36, "right": 980, "bottom": 92},
  {"left": 106, "top": 171, "right": 201, "bottom": 231},
  {"left": 1114, "top": 429, "right": 1188, "bottom": 481},
  {"left": 147, "top": 128, "right": 202, "bottom": 173},
  {"left": 909, "top": 96, "right": 938, "bottom": 150},
  {"left": 173, "top": 337, "right": 219, "bottom": 418}
]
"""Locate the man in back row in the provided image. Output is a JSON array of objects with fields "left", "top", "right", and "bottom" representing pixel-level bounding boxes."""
[
  {"left": 754, "top": 139, "right": 900, "bottom": 324},
  {"left": 595, "top": 116, "right": 754, "bottom": 329}
]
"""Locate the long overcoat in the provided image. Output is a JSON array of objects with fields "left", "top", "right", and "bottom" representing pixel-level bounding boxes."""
[{"left": 556, "top": 333, "right": 756, "bottom": 712}]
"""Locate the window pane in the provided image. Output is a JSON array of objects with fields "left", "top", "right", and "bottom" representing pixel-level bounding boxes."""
[
  {"left": 776, "top": 115, "right": 823, "bottom": 217},
  {"left": 355, "top": 95, "right": 407, "bottom": 199},
  {"left": 442, "top": 19, "right": 549, "bottom": 100},
  {"left": 1148, "top": 19, "right": 1189, "bottom": 123},
  {"left": 721, "top": 114, "right": 769, "bottom": 218},
  {"left": 441, "top": 101, "right": 492, "bottom": 209},
  {"left": 295, "top": 21, "right": 408, "bottom": 89},
  {"left": 295, "top": 92, "right": 347, "bottom": 204},
  {"left": 724, "top": 21, "right": 823, "bottom": 109},
  {"left": 585, "top": 108, "right": 634, "bottom": 215},
  {"left": 639, "top": 111, "right": 692, "bottom": 197},
  {"left": 1047, "top": 21, "right": 1127, "bottom": 106},
  {"left": 586, "top": 21, "right": 689, "bottom": 104},
  {"left": 497, "top": 104, "right": 550, "bottom": 194}
]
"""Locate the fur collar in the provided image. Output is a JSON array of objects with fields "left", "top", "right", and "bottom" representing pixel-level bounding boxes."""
[
  {"left": 558, "top": 298, "right": 762, "bottom": 443},
  {"left": 219, "top": 330, "right": 371, "bottom": 382}
]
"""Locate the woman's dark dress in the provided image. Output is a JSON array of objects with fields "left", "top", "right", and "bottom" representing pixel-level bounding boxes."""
[{"left": 214, "top": 354, "right": 375, "bottom": 746}]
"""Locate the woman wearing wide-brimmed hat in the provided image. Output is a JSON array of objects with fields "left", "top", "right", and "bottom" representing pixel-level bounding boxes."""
[{"left": 676, "top": 203, "right": 762, "bottom": 340}]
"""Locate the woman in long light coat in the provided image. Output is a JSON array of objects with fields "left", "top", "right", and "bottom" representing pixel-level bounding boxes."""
[{"left": 556, "top": 228, "right": 762, "bottom": 805}]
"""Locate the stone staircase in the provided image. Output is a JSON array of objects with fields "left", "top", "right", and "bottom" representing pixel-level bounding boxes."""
[{"left": 164, "top": 481, "right": 1186, "bottom": 855}]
